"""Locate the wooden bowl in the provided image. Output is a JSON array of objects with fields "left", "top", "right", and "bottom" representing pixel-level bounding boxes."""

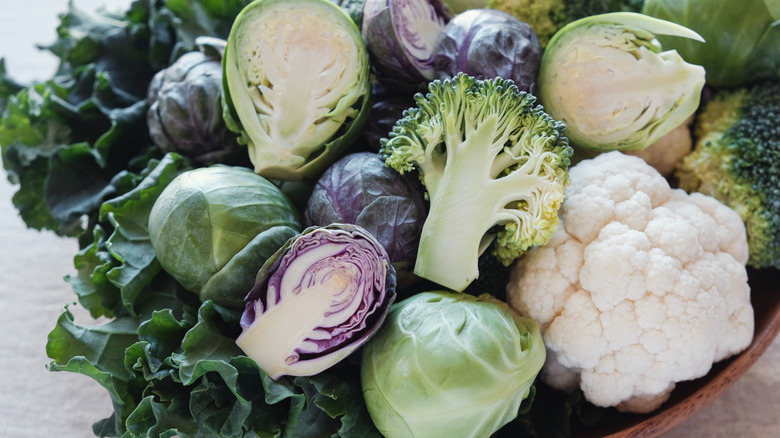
[{"left": 573, "top": 267, "right": 780, "bottom": 437}]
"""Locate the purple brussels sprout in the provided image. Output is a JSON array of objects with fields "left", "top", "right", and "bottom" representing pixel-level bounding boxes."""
[
  {"left": 237, "top": 224, "right": 397, "bottom": 379},
  {"left": 432, "top": 9, "right": 542, "bottom": 93},
  {"left": 147, "top": 37, "right": 245, "bottom": 166},
  {"left": 362, "top": 0, "right": 453, "bottom": 87},
  {"left": 304, "top": 152, "right": 427, "bottom": 287},
  {"left": 359, "top": 81, "right": 418, "bottom": 151}
]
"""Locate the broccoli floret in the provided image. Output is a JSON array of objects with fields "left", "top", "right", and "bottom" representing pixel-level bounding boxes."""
[
  {"left": 381, "top": 73, "right": 572, "bottom": 291},
  {"left": 676, "top": 81, "right": 780, "bottom": 270},
  {"left": 486, "top": 0, "right": 645, "bottom": 46}
]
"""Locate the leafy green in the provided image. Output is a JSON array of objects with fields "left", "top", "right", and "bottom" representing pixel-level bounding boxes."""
[{"left": 0, "top": 0, "right": 175, "bottom": 236}]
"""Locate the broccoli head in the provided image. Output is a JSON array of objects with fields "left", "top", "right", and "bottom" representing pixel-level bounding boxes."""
[
  {"left": 676, "top": 81, "right": 780, "bottom": 270},
  {"left": 486, "top": 0, "right": 646, "bottom": 47},
  {"left": 381, "top": 73, "right": 572, "bottom": 292}
]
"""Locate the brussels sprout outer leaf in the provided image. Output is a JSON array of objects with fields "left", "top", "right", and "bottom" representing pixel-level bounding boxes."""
[
  {"left": 548, "top": 11, "right": 704, "bottom": 48},
  {"left": 237, "top": 224, "right": 397, "bottom": 379},
  {"left": 223, "top": 0, "right": 371, "bottom": 181},
  {"left": 200, "top": 225, "right": 300, "bottom": 309}
]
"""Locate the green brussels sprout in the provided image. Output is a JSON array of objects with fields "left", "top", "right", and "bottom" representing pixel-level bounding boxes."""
[
  {"left": 537, "top": 12, "right": 706, "bottom": 152},
  {"left": 222, "top": 0, "right": 372, "bottom": 181},
  {"left": 148, "top": 165, "right": 302, "bottom": 309},
  {"left": 361, "top": 291, "right": 545, "bottom": 438}
]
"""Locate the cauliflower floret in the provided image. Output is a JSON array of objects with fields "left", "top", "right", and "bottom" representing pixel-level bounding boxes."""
[{"left": 507, "top": 151, "right": 753, "bottom": 414}]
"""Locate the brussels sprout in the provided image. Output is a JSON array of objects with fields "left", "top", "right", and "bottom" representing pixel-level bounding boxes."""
[
  {"left": 361, "top": 291, "right": 545, "bottom": 438},
  {"left": 222, "top": 0, "right": 371, "bottom": 181},
  {"left": 432, "top": 8, "right": 542, "bottom": 93},
  {"left": 237, "top": 224, "right": 397, "bottom": 379},
  {"left": 358, "top": 81, "right": 418, "bottom": 152},
  {"left": 537, "top": 12, "right": 706, "bottom": 152},
  {"left": 147, "top": 37, "right": 244, "bottom": 166},
  {"left": 643, "top": 0, "right": 780, "bottom": 87},
  {"left": 148, "top": 165, "right": 302, "bottom": 310},
  {"left": 304, "top": 152, "right": 427, "bottom": 288},
  {"left": 362, "top": 0, "right": 453, "bottom": 87}
]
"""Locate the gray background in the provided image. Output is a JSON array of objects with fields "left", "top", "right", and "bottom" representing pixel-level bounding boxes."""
[{"left": 0, "top": 1, "right": 778, "bottom": 437}]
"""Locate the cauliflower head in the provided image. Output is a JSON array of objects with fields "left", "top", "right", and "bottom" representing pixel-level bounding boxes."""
[{"left": 507, "top": 151, "right": 753, "bottom": 414}]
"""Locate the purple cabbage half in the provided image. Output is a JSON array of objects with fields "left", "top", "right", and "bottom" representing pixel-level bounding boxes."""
[
  {"left": 362, "top": 0, "right": 453, "bottom": 87},
  {"left": 432, "top": 8, "right": 542, "bottom": 93},
  {"left": 237, "top": 223, "right": 397, "bottom": 379},
  {"left": 304, "top": 152, "right": 427, "bottom": 288}
]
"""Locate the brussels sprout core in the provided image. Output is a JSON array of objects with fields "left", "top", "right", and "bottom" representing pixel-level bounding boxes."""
[
  {"left": 223, "top": 0, "right": 371, "bottom": 180},
  {"left": 238, "top": 224, "right": 397, "bottom": 379}
]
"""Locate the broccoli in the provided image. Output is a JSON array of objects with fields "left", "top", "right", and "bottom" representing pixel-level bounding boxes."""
[
  {"left": 676, "top": 81, "right": 780, "bottom": 270},
  {"left": 381, "top": 73, "right": 572, "bottom": 292},
  {"left": 486, "top": 0, "right": 645, "bottom": 46}
]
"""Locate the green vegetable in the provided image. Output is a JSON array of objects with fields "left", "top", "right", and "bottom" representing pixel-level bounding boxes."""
[
  {"left": 486, "top": 0, "right": 646, "bottom": 47},
  {"left": 222, "top": 0, "right": 372, "bottom": 180},
  {"left": 360, "top": 291, "right": 546, "bottom": 438},
  {"left": 642, "top": 0, "right": 780, "bottom": 88},
  {"left": 381, "top": 73, "right": 571, "bottom": 292},
  {"left": 0, "top": 1, "right": 175, "bottom": 236},
  {"left": 148, "top": 165, "right": 302, "bottom": 310},
  {"left": 537, "top": 12, "right": 705, "bottom": 152},
  {"left": 44, "top": 152, "right": 379, "bottom": 437},
  {"left": 676, "top": 81, "right": 780, "bottom": 270}
]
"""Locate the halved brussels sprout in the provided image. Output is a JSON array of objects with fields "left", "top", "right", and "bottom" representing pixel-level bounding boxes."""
[
  {"left": 362, "top": 0, "right": 453, "bottom": 87},
  {"left": 537, "top": 12, "right": 705, "bottom": 152},
  {"left": 222, "top": 0, "right": 371, "bottom": 180}
]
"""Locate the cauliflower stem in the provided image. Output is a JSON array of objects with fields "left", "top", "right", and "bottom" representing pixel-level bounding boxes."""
[{"left": 382, "top": 73, "right": 571, "bottom": 291}]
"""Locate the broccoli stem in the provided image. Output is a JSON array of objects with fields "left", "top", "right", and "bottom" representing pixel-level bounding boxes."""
[{"left": 413, "top": 116, "right": 508, "bottom": 291}]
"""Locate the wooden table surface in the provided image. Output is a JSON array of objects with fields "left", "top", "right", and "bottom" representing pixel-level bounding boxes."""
[{"left": 1, "top": 1, "right": 778, "bottom": 437}]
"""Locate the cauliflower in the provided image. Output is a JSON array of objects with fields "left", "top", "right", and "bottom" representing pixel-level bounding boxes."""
[{"left": 506, "top": 151, "right": 754, "bottom": 414}]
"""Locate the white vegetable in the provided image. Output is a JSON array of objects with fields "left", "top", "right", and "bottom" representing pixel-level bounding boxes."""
[{"left": 507, "top": 151, "right": 754, "bottom": 413}]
